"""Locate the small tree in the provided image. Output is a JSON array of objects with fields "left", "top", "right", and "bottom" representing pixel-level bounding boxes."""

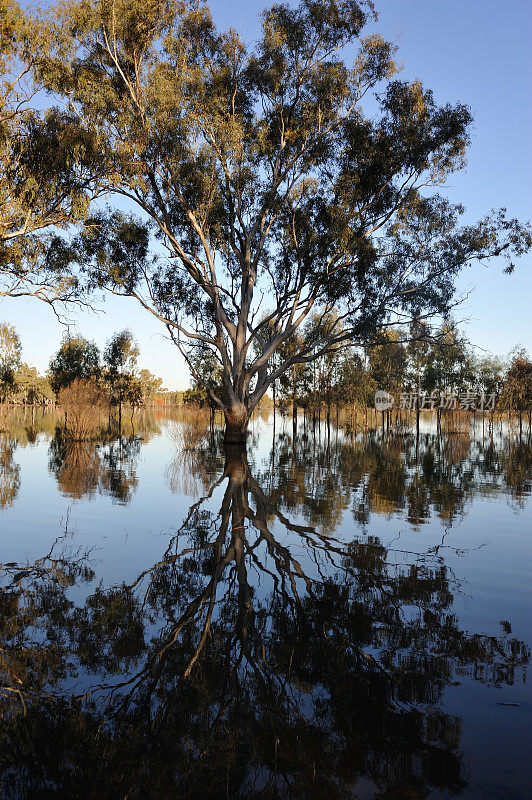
[
  {"left": 422, "top": 323, "right": 473, "bottom": 397},
  {"left": 138, "top": 368, "right": 163, "bottom": 405},
  {"left": 501, "top": 350, "right": 532, "bottom": 435},
  {"left": 369, "top": 329, "right": 406, "bottom": 433},
  {"left": 278, "top": 330, "right": 310, "bottom": 422},
  {"left": 474, "top": 354, "right": 504, "bottom": 418},
  {"left": 336, "top": 349, "right": 375, "bottom": 432},
  {"left": 49, "top": 333, "right": 100, "bottom": 394},
  {"left": 404, "top": 319, "right": 433, "bottom": 431},
  {"left": 0, "top": 321, "right": 21, "bottom": 401},
  {"left": 103, "top": 329, "right": 139, "bottom": 426}
]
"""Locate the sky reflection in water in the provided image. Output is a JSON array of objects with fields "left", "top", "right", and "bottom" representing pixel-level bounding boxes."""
[{"left": 0, "top": 408, "right": 531, "bottom": 800}]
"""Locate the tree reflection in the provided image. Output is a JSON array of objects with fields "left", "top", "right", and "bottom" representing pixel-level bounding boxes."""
[
  {"left": 501, "top": 440, "right": 532, "bottom": 508},
  {"left": 0, "top": 442, "right": 529, "bottom": 799},
  {"left": 262, "top": 427, "right": 532, "bottom": 532},
  {"left": 0, "top": 431, "right": 20, "bottom": 508},
  {"left": 48, "top": 428, "right": 141, "bottom": 503}
]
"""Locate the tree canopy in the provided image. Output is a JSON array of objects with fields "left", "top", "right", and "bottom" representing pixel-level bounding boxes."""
[
  {"left": 0, "top": 319, "right": 21, "bottom": 398},
  {"left": 0, "top": 0, "right": 101, "bottom": 306},
  {"left": 49, "top": 333, "right": 100, "bottom": 393},
  {"left": 14, "top": 0, "right": 531, "bottom": 438}
]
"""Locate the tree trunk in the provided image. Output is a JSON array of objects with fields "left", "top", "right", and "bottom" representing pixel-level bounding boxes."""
[{"left": 224, "top": 404, "right": 250, "bottom": 445}]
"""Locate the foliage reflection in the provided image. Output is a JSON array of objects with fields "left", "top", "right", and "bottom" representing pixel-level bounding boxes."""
[{"left": 0, "top": 428, "right": 530, "bottom": 799}]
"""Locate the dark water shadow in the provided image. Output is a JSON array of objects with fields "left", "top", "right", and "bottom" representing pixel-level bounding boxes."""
[{"left": 0, "top": 430, "right": 530, "bottom": 799}]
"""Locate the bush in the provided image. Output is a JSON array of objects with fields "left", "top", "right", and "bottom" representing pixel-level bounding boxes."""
[{"left": 57, "top": 379, "right": 108, "bottom": 441}]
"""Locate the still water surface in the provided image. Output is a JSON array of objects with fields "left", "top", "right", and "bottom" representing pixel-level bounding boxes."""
[{"left": 0, "top": 409, "right": 531, "bottom": 799}]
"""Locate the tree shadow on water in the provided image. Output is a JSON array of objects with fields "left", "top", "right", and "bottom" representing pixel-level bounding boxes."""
[{"left": 0, "top": 440, "right": 529, "bottom": 800}]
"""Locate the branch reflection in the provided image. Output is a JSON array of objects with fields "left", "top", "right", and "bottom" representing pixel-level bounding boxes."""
[{"left": 1, "top": 434, "right": 529, "bottom": 799}]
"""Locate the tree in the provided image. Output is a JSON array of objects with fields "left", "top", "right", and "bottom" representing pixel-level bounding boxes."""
[
  {"left": 43, "top": 0, "right": 531, "bottom": 442},
  {"left": 474, "top": 353, "right": 504, "bottom": 420},
  {"left": 369, "top": 328, "right": 405, "bottom": 433},
  {"left": 13, "top": 362, "right": 53, "bottom": 404},
  {"left": 369, "top": 329, "right": 405, "bottom": 395},
  {"left": 183, "top": 345, "right": 228, "bottom": 432},
  {"left": 0, "top": 320, "right": 21, "bottom": 400},
  {"left": 475, "top": 355, "right": 504, "bottom": 399},
  {"left": 138, "top": 368, "right": 163, "bottom": 405},
  {"left": 336, "top": 349, "right": 374, "bottom": 431},
  {"left": 405, "top": 318, "right": 433, "bottom": 431},
  {"left": 0, "top": 0, "right": 101, "bottom": 306},
  {"left": 103, "top": 329, "right": 139, "bottom": 425},
  {"left": 277, "top": 329, "right": 310, "bottom": 421},
  {"left": 49, "top": 333, "right": 100, "bottom": 394},
  {"left": 421, "top": 322, "right": 472, "bottom": 396},
  {"left": 501, "top": 350, "right": 532, "bottom": 435}
]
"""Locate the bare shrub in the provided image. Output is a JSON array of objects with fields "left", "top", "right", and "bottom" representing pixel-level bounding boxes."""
[
  {"left": 440, "top": 410, "right": 471, "bottom": 435},
  {"left": 57, "top": 379, "right": 108, "bottom": 441}
]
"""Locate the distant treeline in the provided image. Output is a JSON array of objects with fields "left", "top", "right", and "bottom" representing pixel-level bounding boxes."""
[
  {"left": 2, "top": 320, "right": 531, "bottom": 425},
  {"left": 188, "top": 319, "right": 532, "bottom": 425},
  {"left": 0, "top": 323, "right": 186, "bottom": 408}
]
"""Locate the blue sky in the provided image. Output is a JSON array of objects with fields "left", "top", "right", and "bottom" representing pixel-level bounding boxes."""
[{"left": 4, "top": 0, "right": 531, "bottom": 388}]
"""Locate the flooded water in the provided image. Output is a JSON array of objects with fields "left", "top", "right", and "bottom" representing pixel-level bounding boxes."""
[{"left": 0, "top": 408, "right": 531, "bottom": 800}]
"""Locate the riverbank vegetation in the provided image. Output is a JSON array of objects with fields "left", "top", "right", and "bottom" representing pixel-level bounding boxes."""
[{"left": 1, "top": 318, "right": 532, "bottom": 439}]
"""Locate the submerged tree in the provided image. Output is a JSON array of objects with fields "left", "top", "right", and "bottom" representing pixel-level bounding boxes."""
[
  {"left": 502, "top": 350, "right": 532, "bottom": 434},
  {"left": 138, "top": 368, "right": 163, "bottom": 405},
  {"left": 0, "top": 321, "right": 21, "bottom": 400},
  {"left": 38, "top": 0, "right": 530, "bottom": 441},
  {"left": 103, "top": 329, "right": 139, "bottom": 425},
  {"left": 0, "top": 322, "right": 23, "bottom": 404}
]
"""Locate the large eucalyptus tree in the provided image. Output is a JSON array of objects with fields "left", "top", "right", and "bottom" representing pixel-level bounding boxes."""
[
  {"left": 0, "top": 0, "right": 100, "bottom": 306},
  {"left": 42, "top": 0, "right": 530, "bottom": 441}
]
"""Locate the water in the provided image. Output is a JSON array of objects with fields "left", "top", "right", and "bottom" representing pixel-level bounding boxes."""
[{"left": 0, "top": 408, "right": 531, "bottom": 799}]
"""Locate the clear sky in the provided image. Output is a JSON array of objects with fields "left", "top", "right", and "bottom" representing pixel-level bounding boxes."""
[{"left": 4, "top": 0, "right": 531, "bottom": 389}]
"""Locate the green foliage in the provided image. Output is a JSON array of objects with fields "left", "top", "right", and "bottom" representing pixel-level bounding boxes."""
[
  {"left": 421, "top": 322, "right": 473, "bottom": 395},
  {"left": 185, "top": 345, "right": 227, "bottom": 409},
  {"left": 501, "top": 350, "right": 532, "bottom": 415},
  {"left": 31, "top": 0, "right": 530, "bottom": 429},
  {"left": 49, "top": 333, "right": 100, "bottom": 394},
  {"left": 102, "top": 329, "right": 139, "bottom": 406},
  {"left": 474, "top": 354, "right": 505, "bottom": 399},
  {"left": 368, "top": 329, "right": 406, "bottom": 395},
  {"left": 0, "top": 320, "right": 21, "bottom": 399},
  {"left": 13, "top": 362, "right": 54, "bottom": 404},
  {"left": 138, "top": 368, "right": 163, "bottom": 403},
  {"left": 0, "top": 1, "right": 101, "bottom": 303}
]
